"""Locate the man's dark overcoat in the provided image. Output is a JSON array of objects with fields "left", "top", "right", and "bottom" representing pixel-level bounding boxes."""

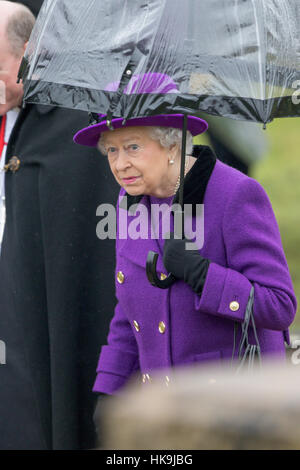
[{"left": 0, "top": 105, "right": 119, "bottom": 449}]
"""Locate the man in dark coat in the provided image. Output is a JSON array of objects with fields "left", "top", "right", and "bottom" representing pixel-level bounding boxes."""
[{"left": 0, "top": 1, "right": 119, "bottom": 449}]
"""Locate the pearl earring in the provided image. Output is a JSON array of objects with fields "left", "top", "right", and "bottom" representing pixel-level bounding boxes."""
[{"left": 169, "top": 158, "right": 175, "bottom": 165}]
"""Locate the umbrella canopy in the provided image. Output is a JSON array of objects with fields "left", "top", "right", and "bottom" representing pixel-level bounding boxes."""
[
  {"left": 20, "top": 0, "right": 300, "bottom": 125},
  {"left": 19, "top": 0, "right": 300, "bottom": 289}
]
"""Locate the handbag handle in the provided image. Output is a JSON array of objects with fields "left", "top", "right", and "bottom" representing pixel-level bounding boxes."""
[{"left": 232, "top": 286, "right": 262, "bottom": 373}]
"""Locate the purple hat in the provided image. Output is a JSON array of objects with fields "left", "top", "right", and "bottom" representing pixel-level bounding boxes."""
[{"left": 73, "top": 73, "right": 208, "bottom": 147}]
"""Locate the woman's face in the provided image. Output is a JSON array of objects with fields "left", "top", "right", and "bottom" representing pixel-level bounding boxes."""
[{"left": 99, "top": 126, "right": 178, "bottom": 198}]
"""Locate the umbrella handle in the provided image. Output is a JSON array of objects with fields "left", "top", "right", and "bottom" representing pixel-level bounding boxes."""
[
  {"left": 146, "top": 114, "right": 187, "bottom": 290},
  {"left": 146, "top": 251, "right": 176, "bottom": 289}
]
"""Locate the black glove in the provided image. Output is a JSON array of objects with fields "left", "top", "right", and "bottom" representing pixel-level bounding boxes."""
[{"left": 163, "top": 232, "right": 210, "bottom": 295}]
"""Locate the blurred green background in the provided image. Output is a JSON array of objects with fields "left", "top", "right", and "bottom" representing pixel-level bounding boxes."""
[{"left": 194, "top": 118, "right": 300, "bottom": 332}]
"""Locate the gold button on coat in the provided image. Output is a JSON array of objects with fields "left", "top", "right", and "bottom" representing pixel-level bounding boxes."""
[
  {"left": 117, "top": 271, "right": 125, "bottom": 284},
  {"left": 133, "top": 320, "right": 140, "bottom": 332},
  {"left": 159, "top": 321, "right": 166, "bottom": 334},
  {"left": 229, "top": 301, "right": 240, "bottom": 312}
]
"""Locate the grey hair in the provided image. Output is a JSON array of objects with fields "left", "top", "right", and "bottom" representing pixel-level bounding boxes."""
[
  {"left": 147, "top": 126, "right": 194, "bottom": 155},
  {"left": 5, "top": 3, "right": 35, "bottom": 57},
  {"left": 97, "top": 125, "right": 194, "bottom": 155}
]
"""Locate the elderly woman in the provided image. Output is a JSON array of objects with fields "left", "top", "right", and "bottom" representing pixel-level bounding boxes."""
[{"left": 74, "top": 82, "right": 297, "bottom": 397}]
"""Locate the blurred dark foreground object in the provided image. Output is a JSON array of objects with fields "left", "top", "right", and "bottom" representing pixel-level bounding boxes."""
[{"left": 98, "top": 362, "right": 300, "bottom": 450}]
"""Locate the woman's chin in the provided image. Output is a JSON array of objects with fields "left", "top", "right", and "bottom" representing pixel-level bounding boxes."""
[{"left": 122, "top": 186, "right": 144, "bottom": 196}]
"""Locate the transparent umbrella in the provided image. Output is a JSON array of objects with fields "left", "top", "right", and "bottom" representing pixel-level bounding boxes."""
[
  {"left": 18, "top": 0, "right": 300, "bottom": 288},
  {"left": 19, "top": 0, "right": 300, "bottom": 124}
]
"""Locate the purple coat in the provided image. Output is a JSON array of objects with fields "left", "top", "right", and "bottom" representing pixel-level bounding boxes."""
[{"left": 93, "top": 156, "right": 297, "bottom": 395}]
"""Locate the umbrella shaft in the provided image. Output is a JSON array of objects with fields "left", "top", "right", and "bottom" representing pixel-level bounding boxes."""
[{"left": 178, "top": 114, "right": 188, "bottom": 236}]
